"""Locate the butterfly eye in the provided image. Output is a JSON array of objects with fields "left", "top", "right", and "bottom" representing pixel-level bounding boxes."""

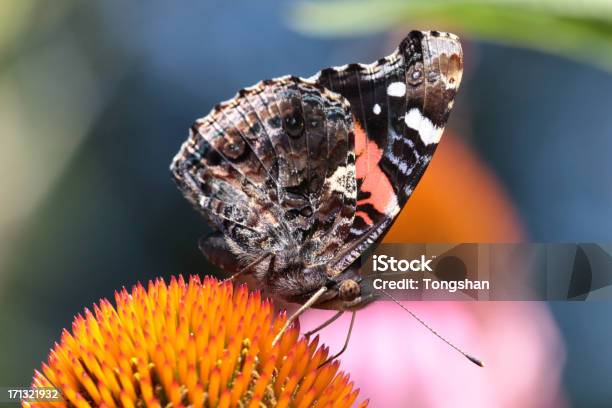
[
  {"left": 338, "top": 279, "right": 360, "bottom": 301},
  {"left": 283, "top": 113, "right": 305, "bottom": 139}
]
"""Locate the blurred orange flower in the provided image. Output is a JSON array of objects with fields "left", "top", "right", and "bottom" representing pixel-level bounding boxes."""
[
  {"left": 26, "top": 276, "right": 367, "bottom": 408},
  {"left": 301, "top": 134, "right": 566, "bottom": 407}
]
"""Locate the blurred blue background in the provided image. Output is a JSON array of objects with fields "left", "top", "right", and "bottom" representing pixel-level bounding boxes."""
[{"left": 1, "top": 1, "right": 611, "bottom": 406}]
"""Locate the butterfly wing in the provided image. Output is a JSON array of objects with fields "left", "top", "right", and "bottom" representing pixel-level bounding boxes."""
[
  {"left": 171, "top": 76, "right": 357, "bottom": 275},
  {"left": 312, "top": 31, "right": 464, "bottom": 274},
  {"left": 171, "top": 31, "right": 463, "bottom": 302}
]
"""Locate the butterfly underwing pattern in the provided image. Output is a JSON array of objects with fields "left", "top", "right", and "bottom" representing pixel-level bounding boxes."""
[{"left": 171, "top": 31, "right": 463, "bottom": 311}]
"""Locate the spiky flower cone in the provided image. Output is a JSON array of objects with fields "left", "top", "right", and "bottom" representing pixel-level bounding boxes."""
[{"left": 26, "top": 276, "right": 367, "bottom": 408}]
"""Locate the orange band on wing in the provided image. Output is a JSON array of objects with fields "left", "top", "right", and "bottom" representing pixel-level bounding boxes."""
[{"left": 353, "top": 118, "right": 395, "bottom": 225}]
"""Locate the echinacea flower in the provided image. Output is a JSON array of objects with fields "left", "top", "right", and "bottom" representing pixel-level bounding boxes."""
[{"left": 25, "top": 276, "right": 367, "bottom": 408}]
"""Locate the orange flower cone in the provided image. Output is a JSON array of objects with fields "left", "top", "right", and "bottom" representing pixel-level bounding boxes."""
[{"left": 26, "top": 276, "right": 367, "bottom": 408}]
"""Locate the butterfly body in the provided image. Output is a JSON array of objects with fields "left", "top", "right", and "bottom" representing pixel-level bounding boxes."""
[{"left": 171, "top": 31, "right": 463, "bottom": 310}]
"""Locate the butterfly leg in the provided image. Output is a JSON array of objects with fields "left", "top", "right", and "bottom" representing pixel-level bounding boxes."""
[
  {"left": 200, "top": 232, "right": 271, "bottom": 281},
  {"left": 272, "top": 285, "right": 329, "bottom": 346},
  {"left": 225, "top": 253, "right": 273, "bottom": 283},
  {"left": 318, "top": 310, "right": 357, "bottom": 368},
  {"left": 304, "top": 311, "right": 344, "bottom": 338}
]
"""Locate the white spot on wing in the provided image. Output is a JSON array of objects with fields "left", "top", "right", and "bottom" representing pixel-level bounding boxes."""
[
  {"left": 387, "top": 82, "right": 406, "bottom": 97},
  {"left": 404, "top": 108, "right": 443, "bottom": 145},
  {"left": 325, "top": 162, "right": 356, "bottom": 196},
  {"left": 334, "top": 64, "right": 349, "bottom": 72},
  {"left": 373, "top": 104, "right": 381, "bottom": 115},
  {"left": 306, "top": 72, "right": 321, "bottom": 82}
]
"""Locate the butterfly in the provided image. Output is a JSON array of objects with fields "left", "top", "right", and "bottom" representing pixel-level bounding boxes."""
[{"left": 171, "top": 30, "right": 468, "bottom": 361}]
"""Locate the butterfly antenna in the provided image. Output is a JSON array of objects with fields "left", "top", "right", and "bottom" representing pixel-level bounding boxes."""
[
  {"left": 380, "top": 288, "right": 484, "bottom": 367},
  {"left": 272, "top": 286, "right": 328, "bottom": 346}
]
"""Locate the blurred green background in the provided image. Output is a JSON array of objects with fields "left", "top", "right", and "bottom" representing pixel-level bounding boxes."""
[{"left": 1, "top": 1, "right": 611, "bottom": 406}]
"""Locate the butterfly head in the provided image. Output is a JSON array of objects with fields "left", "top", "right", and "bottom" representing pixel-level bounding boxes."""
[{"left": 281, "top": 264, "right": 377, "bottom": 310}]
